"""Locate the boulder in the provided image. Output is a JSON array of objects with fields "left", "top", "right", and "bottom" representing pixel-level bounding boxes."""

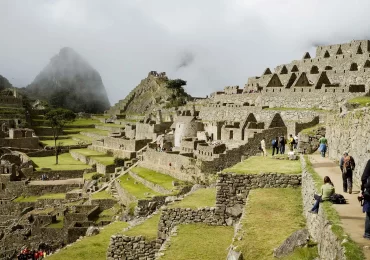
[
  {"left": 273, "top": 229, "right": 310, "bottom": 258},
  {"left": 227, "top": 248, "right": 242, "bottom": 260},
  {"left": 86, "top": 226, "right": 100, "bottom": 237},
  {"left": 226, "top": 204, "right": 243, "bottom": 218}
]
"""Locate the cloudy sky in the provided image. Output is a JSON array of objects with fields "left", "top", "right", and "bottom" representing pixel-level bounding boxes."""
[{"left": 1, "top": 0, "right": 370, "bottom": 104}]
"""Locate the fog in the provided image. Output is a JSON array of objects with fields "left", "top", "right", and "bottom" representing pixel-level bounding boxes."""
[{"left": 1, "top": 0, "right": 370, "bottom": 104}]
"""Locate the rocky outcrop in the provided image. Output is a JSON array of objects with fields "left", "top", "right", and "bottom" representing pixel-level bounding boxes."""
[
  {"left": 26, "top": 47, "right": 110, "bottom": 113},
  {"left": 273, "top": 229, "right": 310, "bottom": 258},
  {"left": 298, "top": 125, "right": 326, "bottom": 154}
]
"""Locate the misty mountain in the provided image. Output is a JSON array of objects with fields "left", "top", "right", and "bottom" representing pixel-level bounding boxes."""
[
  {"left": 0, "top": 74, "right": 13, "bottom": 91},
  {"left": 26, "top": 47, "right": 110, "bottom": 113}
]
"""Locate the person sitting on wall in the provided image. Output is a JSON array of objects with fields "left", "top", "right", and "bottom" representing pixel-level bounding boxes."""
[{"left": 309, "top": 176, "right": 335, "bottom": 214}]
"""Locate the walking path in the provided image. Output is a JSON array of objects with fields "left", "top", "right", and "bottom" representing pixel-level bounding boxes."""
[{"left": 309, "top": 154, "right": 370, "bottom": 259}]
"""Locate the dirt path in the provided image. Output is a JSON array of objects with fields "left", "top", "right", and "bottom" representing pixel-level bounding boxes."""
[
  {"left": 29, "top": 178, "right": 83, "bottom": 185},
  {"left": 309, "top": 154, "right": 370, "bottom": 259}
]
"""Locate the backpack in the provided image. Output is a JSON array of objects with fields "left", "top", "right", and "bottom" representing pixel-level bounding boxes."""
[
  {"left": 329, "top": 193, "right": 346, "bottom": 204},
  {"left": 272, "top": 140, "right": 277, "bottom": 146}
]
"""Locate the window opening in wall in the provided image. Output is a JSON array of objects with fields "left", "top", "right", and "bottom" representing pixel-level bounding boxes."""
[
  {"left": 333, "top": 89, "right": 335, "bottom": 93},
  {"left": 279, "top": 89, "right": 281, "bottom": 92},
  {"left": 301, "top": 88, "right": 303, "bottom": 92},
  {"left": 325, "top": 89, "right": 327, "bottom": 92},
  {"left": 342, "top": 89, "right": 345, "bottom": 93},
  {"left": 357, "top": 45, "right": 363, "bottom": 54},
  {"left": 309, "top": 89, "right": 311, "bottom": 92},
  {"left": 229, "top": 131, "right": 233, "bottom": 140},
  {"left": 350, "top": 63, "right": 358, "bottom": 71},
  {"left": 336, "top": 46, "right": 343, "bottom": 55},
  {"left": 294, "top": 89, "right": 296, "bottom": 92},
  {"left": 324, "top": 50, "right": 330, "bottom": 58},
  {"left": 364, "top": 60, "right": 370, "bottom": 68}
]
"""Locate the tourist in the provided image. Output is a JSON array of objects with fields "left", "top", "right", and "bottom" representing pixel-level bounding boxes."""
[
  {"left": 260, "top": 137, "right": 267, "bottom": 156},
  {"left": 288, "top": 134, "right": 295, "bottom": 152},
  {"left": 318, "top": 135, "right": 328, "bottom": 157},
  {"left": 271, "top": 137, "right": 279, "bottom": 156},
  {"left": 309, "top": 176, "right": 335, "bottom": 214},
  {"left": 294, "top": 135, "right": 298, "bottom": 149},
  {"left": 340, "top": 151, "right": 355, "bottom": 194},
  {"left": 361, "top": 160, "right": 370, "bottom": 239},
  {"left": 279, "top": 136, "right": 286, "bottom": 154}
]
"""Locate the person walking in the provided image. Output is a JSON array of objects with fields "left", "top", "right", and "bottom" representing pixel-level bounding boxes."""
[
  {"left": 272, "top": 137, "right": 279, "bottom": 156},
  {"left": 260, "top": 137, "right": 267, "bottom": 156},
  {"left": 294, "top": 135, "right": 298, "bottom": 149},
  {"left": 288, "top": 134, "right": 295, "bottom": 152},
  {"left": 318, "top": 135, "right": 328, "bottom": 157},
  {"left": 340, "top": 151, "right": 356, "bottom": 194},
  {"left": 361, "top": 160, "right": 370, "bottom": 239},
  {"left": 279, "top": 136, "right": 286, "bottom": 154},
  {"left": 309, "top": 176, "right": 335, "bottom": 214}
]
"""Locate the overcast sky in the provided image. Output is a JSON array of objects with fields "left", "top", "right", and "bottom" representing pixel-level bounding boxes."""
[{"left": 1, "top": 0, "right": 370, "bottom": 105}]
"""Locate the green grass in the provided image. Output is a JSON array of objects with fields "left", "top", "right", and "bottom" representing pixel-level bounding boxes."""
[
  {"left": 66, "top": 118, "right": 100, "bottom": 126},
  {"left": 281, "top": 245, "right": 318, "bottom": 260},
  {"left": 41, "top": 139, "right": 80, "bottom": 146},
  {"left": 348, "top": 96, "right": 370, "bottom": 107},
  {"left": 91, "top": 190, "right": 115, "bottom": 200},
  {"left": 47, "top": 221, "right": 128, "bottom": 260},
  {"left": 83, "top": 172, "right": 97, "bottom": 180},
  {"left": 95, "top": 204, "right": 121, "bottom": 223},
  {"left": 131, "top": 167, "right": 182, "bottom": 191},
  {"left": 72, "top": 149, "right": 115, "bottom": 166},
  {"left": 304, "top": 156, "right": 364, "bottom": 260},
  {"left": 118, "top": 175, "right": 161, "bottom": 199},
  {"left": 161, "top": 224, "right": 234, "bottom": 260},
  {"left": 223, "top": 156, "right": 301, "bottom": 174},
  {"left": 31, "top": 153, "right": 90, "bottom": 171},
  {"left": 64, "top": 128, "right": 109, "bottom": 136},
  {"left": 14, "top": 193, "right": 66, "bottom": 202},
  {"left": 169, "top": 188, "right": 216, "bottom": 209},
  {"left": 123, "top": 212, "right": 161, "bottom": 240},
  {"left": 234, "top": 188, "right": 305, "bottom": 259},
  {"left": 46, "top": 216, "right": 64, "bottom": 228},
  {"left": 300, "top": 123, "right": 324, "bottom": 135}
]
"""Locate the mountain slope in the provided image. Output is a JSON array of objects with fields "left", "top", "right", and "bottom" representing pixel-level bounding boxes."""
[{"left": 26, "top": 47, "right": 110, "bottom": 113}]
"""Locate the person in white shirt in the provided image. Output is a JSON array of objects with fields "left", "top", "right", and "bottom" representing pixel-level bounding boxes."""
[{"left": 260, "top": 138, "right": 267, "bottom": 156}]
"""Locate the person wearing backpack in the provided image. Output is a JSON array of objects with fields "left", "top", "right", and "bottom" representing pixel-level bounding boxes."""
[
  {"left": 361, "top": 160, "right": 370, "bottom": 239},
  {"left": 340, "top": 151, "right": 356, "bottom": 194},
  {"left": 272, "top": 137, "right": 279, "bottom": 156},
  {"left": 279, "top": 136, "right": 286, "bottom": 154},
  {"left": 309, "top": 176, "right": 335, "bottom": 214}
]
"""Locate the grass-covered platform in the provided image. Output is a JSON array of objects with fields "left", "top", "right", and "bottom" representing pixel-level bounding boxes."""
[
  {"left": 348, "top": 96, "right": 370, "bottom": 107},
  {"left": 223, "top": 156, "right": 301, "bottom": 174},
  {"left": 161, "top": 224, "right": 234, "bottom": 260},
  {"left": 31, "top": 153, "right": 90, "bottom": 171},
  {"left": 91, "top": 190, "right": 115, "bottom": 200},
  {"left": 123, "top": 212, "right": 161, "bottom": 240},
  {"left": 14, "top": 193, "right": 66, "bottom": 202},
  {"left": 47, "top": 221, "right": 128, "bottom": 260},
  {"left": 118, "top": 175, "right": 161, "bottom": 199},
  {"left": 234, "top": 188, "right": 311, "bottom": 259},
  {"left": 72, "top": 148, "right": 115, "bottom": 166},
  {"left": 168, "top": 188, "right": 216, "bottom": 209},
  {"left": 131, "top": 167, "right": 183, "bottom": 191}
]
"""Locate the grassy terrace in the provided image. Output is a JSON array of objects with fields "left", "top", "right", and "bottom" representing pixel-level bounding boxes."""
[
  {"left": 72, "top": 149, "right": 115, "bottom": 166},
  {"left": 234, "top": 188, "right": 309, "bottom": 259},
  {"left": 305, "top": 156, "right": 364, "bottom": 260},
  {"left": 95, "top": 204, "right": 121, "bottom": 222},
  {"left": 47, "top": 221, "right": 128, "bottom": 260},
  {"left": 131, "top": 167, "right": 183, "bottom": 191},
  {"left": 66, "top": 118, "right": 100, "bottom": 126},
  {"left": 41, "top": 134, "right": 95, "bottom": 146},
  {"left": 64, "top": 127, "right": 109, "bottom": 136},
  {"left": 118, "top": 175, "right": 161, "bottom": 199},
  {"left": 31, "top": 153, "right": 90, "bottom": 171},
  {"left": 223, "top": 156, "right": 301, "bottom": 174},
  {"left": 123, "top": 212, "right": 161, "bottom": 240},
  {"left": 168, "top": 188, "right": 216, "bottom": 209},
  {"left": 300, "top": 123, "right": 324, "bottom": 135},
  {"left": 91, "top": 190, "right": 115, "bottom": 200},
  {"left": 161, "top": 224, "right": 234, "bottom": 260},
  {"left": 348, "top": 96, "right": 370, "bottom": 107},
  {"left": 47, "top": 216, "right": 64, "bottom": 228},
  {"left": 14, "top": 193, "right": 66, "bottom": 202}
]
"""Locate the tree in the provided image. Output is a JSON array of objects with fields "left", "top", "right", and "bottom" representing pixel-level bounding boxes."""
[
  {"left": 166, "top": 79, "right": 187, "bottom": 89},
  {"left": 45, "top": 108, "right": 76, "bottom": 164}
]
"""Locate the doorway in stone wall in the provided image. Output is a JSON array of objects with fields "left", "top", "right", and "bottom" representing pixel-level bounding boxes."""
[{"left": 229, "top": 131, "right": 233, "bottom": 140}]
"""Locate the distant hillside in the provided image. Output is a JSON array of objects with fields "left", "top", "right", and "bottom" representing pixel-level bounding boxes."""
[
  {"left": 108, "top": 71, "right": 192, "bottom": 116},
  {"left": 26, "top": 47, "right": 110, "bottom": 113},
  {"left": 0, "top": 74, "right": 13, "bottom": 91}
]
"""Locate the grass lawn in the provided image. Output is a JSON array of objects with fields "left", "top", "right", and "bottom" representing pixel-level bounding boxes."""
[
  {"left": 161, "top": 224, "right": 234, "bottom": 260},
  {"left": 123, "top": 212, "right": 161, "bottom": 240},
  {"left": 47, "top": 221, "right": 128, "bottom": 260},
  {"left": 31, "top": 153, "right": 90, "bottom": 171},
  {"left": 118, "top": 175, "right": 161, "bottom": 199},
  {"left": 72, "top": 149, "right": 115, "bottom": 166},
  {"left": 234, "top": 188, "right": 306, "bottom": 259},
  {"left": 282, "top": 245, "right": 318, "bottom": 260},
  {"left": 131, "top": 167, "right": 182, "bottom": 191},
  {"left": 95, "top": 204, "right": 121, "bottom": 222},
  {"left": 91, "top": 190, "right": 115, "bottom": 200},
  {"left": 64, "top": 128, "right": 109, "bottom": 136},
  {"left": 66, "top": 118, "right": 100, "bottom": 126},
  {"left": 169, "top": 188, "right": 216, "bottom": 209},
  {"left": 348, "top": 96, "right": 370, "bottom": 107},
  {"left": 83, "top": 172, "right": 98, "bottom": 180},
  {"left": 41, "top": 139, "right": 80, "bottom": 146},
  {"left": 47, "top": 216, "right": 64, "bottom": 228},
  {"left": 14, "top": 193, "right": 66, "bottom": 202},
  {"left": 223, "top": 156, "right": 301, "bottom": 174}
]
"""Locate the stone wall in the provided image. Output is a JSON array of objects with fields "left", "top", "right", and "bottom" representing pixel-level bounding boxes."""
[
  {"left": 114, "top": 179, "right": 136, "bottom": 206},
  {"left": 300, "top": 156, "right": 346, "bottom": 259},
  {"left": 135, "top": 196, "right": 166, "bottom": 217},
  {"left": 295, "top": 116, "right": 320, "bottom": 135},
  {"left": 25, "top": 169, "right": 85, "bottom": 180},
  {"left": 327, "top": 107, "right": 370, "bottom": 185},
  {"left": 107, "top": 235, "right": 158, "bottom": 260},
  {"left": 0, "top": 137, "right": 39, "bottom": 149},
  {"left": 70, "top": 150, "right": 115, "bottom": 174},
  {"left": 298, "top": 126, "right": 326, "bottom": 154}
]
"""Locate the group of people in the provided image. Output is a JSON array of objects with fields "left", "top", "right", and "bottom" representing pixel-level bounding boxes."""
[
  {"left": 308, "top": 151, "right": 370, "bottom": 240},
  {"left": 17, "top": 248, "right": 47, "bottom": 259},
  {"left": 260, "top": 134, "right": 298, "bottom": 156}
]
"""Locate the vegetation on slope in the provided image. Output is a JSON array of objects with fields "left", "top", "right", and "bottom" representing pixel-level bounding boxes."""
[
  {"left": 168, "top": 188, "right": 216, "bottom": 209},
  {"left": 31, "top": 153, "right": 90, "bottom": 171},
  {"left": 348, "top": 96, "right": 370, "bottom": 107}
]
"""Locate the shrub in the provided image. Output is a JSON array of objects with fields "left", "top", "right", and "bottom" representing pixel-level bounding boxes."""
[
  {"left": 91, "top": 173, "right": 104, "bottom": 180},
  {"left": 114, "top": 158, "right": 126, "bottom": 167},
  {"left": 166, "top": 79, "right": 186, "bottom": 89}
]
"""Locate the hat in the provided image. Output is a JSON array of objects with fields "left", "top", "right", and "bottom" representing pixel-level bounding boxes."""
[{"left": 343, "top": 151, "right": 348, "bottom": 155}]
